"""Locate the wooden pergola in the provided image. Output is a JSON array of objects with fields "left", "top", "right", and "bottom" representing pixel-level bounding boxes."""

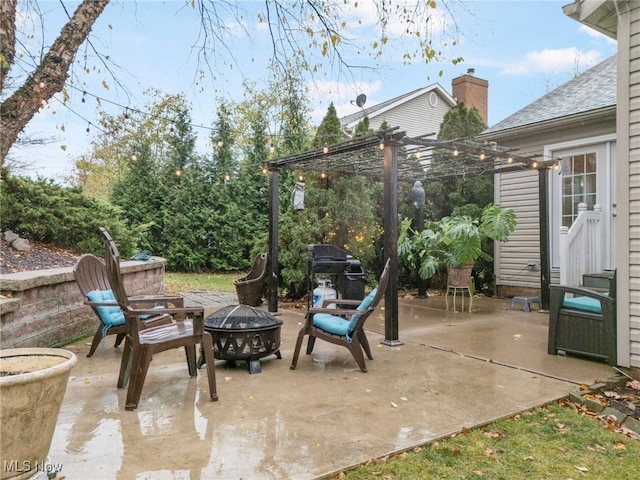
[{"left": 263, "top": 128, "right": 557, "bottom": 345}]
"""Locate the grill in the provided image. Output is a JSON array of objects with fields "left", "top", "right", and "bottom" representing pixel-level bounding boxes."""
[
  {"left": 307, "top": 244, "right": 349, "bottom": 274},
  {"left": 200, "top": 305, "right": 283, "bottom": 374}
]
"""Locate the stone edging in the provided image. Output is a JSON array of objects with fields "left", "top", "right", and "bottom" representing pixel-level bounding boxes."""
[{"left": 568, "top": 380, "right": 640, "bottom": 436}]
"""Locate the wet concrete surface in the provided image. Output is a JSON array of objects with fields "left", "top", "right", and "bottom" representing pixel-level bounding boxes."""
[{"left": 48, "top": 291, "right": 618, "bottom": 479}]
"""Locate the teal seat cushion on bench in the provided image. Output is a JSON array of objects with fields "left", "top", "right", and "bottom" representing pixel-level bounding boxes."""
[
  {"left": 562, "top": 295, "right": 602, "bottom": 314},
  {"left": 312, "top": 288, "right": 377, "bottom": 342},
  {"left": 86, "top": 289, "right": 125, "bottom": 327}
]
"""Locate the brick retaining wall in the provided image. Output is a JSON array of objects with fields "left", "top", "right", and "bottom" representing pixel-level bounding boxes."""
[{"left": 0, "top": 259, "right": 167, "bottom": 349}]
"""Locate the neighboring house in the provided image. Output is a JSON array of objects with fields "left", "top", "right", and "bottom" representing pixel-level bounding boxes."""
[
  {"left": 478, "top": 55, "right": 617, "bottom": 298},
  {"left": 564, "top": 0, "right": 640, "bottom": 369},
  {"left": 340, "top": 69, "right": 489, "bottom": 139}
]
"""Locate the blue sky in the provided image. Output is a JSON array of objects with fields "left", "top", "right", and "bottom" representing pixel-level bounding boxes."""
[{"left": 7, "top": 0, "right": 617, "bottom": 181}]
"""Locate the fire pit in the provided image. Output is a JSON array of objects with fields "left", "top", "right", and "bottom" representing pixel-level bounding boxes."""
[{"left": 198, "top": 304, "right": 283, "bottom": 374}]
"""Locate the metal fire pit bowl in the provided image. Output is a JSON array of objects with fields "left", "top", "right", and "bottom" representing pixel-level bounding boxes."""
[{"left": 200, "top": 304, "right": 283, "bottom": 374}]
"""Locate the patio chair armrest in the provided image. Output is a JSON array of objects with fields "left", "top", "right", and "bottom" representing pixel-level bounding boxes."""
[
  {"left": 320, "top": 299, "right": 361, "bottom": 308},
  {"left": 129, "top": 306, "right": 204, "bottom": 317},
  {"left": 127, "top": 294, "right": 185, "bottom": 308},
  {"left": 307, "top": 307, "right": 374, "bottom": 317}
]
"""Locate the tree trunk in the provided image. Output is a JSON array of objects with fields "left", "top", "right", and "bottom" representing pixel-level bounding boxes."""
[{"left": 0, "top": 0, "right": 110, "bottom": 165}]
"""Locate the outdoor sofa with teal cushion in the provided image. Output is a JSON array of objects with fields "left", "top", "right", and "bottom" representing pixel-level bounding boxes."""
[{"left": 548, "top": 272, "right": 616, "bottom": 366}]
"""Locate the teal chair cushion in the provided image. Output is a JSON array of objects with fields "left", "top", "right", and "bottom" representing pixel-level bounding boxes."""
[
  {"left": 312, "top": 288, "right": 377, "bottom": 342},
  {"left": 561, "top": 295, "right": 602, "bottom": 314},
  {"left": 86, "top": 290, "right": 125, "bottom": 327}
]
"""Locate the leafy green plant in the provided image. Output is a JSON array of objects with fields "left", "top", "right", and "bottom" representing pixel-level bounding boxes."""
[
  {"left": 398, "top": 203, "right": 517, "bottom": 280},
  {"left": 0, "top": 169, "right": 136, "bottom": 255}
]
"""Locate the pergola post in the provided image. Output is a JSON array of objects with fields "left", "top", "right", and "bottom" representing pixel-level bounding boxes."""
[
  {"left": 268, "top": 170, "right": 279, "bottom": 313},
  {"left": 538, "top": 166, "right": 551, "bottom": 310},
  {"left": 382, "top": 136, "right": 403, "bottom": 346}
]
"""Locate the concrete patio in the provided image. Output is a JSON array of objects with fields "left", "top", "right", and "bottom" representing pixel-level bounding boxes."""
[{"left": 46, "top": 291, "right": 617, "bottom": 480}]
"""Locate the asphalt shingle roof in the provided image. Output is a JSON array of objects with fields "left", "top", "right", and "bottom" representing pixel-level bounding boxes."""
[{"left": 483, "top": 54, "right": 616, "bottom": 134}]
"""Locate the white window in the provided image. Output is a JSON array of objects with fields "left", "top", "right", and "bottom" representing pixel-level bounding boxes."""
[{"left": 561, "top": 152, "right": 597, "bottom": 227}]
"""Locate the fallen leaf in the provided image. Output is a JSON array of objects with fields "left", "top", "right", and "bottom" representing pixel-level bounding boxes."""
[
  {"left": 473, "top": 470, "right": 484, "bottom": 476},
  {"left": 524, "top": 455, "right": 534, "bottom": 461},
  {"left": 627, "top": 379, "right": 640, "bottom": 390},
  {"left": 400, "top": 396, "right": 408, "bottom": 401},
  {"left": 224, "top": 376, "right": 232, "bottom": 381},
  {"left": 513, "top": 334, "right": 521, "bottom": 339},
  {"left": 451, "top": 448, "right": 461, "bottom": 456},
  {"left": 613, "top": 442, "right": 626, "bottom": 450},
  {"left": 575, "top": 466, "right": 589, "bottom": 473},
  {"left": 390, "top": 402, "right": 398, "bottom": 408}
]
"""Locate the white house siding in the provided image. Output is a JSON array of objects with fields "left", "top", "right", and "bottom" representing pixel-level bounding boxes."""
[
  {"left": 487, "top": 119, "right": 615, "bottom": 297},
  {"left": 494, "top": 169, "right": 542, "bottom": 294},
  {"left": 366, "top": 91, "right": 452, "bottom": 139},
  {"left": 617, "top": 3, "right": 640, "bottom": 368}
]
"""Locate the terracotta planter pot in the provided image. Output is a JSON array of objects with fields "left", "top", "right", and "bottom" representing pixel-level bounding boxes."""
[
  {"left": 0, "top": 348, "right": 77, "bottom": 480},
  {"left": 447, "top": 264, "right": 473, "bottom": 287}
]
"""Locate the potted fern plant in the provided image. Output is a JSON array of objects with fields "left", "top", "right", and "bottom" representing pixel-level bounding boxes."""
[{"left": 398, "top": 204, "right": 517, "bottom": 286}]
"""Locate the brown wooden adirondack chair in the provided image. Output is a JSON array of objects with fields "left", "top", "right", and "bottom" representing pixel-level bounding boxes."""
[
  {"left": 73, "top": 253, "right": 176, "bottom": 357},
  {"left": 233, "top": 252, "right": 267, "bottom": 306},
  {"left": 290, "top": 259, "right": 390, "bottom": 373},
  {"left": 99, "top": 227, "right": 218, "bottom": 410}
]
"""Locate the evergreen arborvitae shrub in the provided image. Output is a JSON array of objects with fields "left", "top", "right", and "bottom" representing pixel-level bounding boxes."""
[{"left": 0, "top": 169, "right": 135, "bottom": 256}]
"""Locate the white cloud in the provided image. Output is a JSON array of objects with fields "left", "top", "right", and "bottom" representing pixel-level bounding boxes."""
[
  {"left": 498, "top": 48, "right": 604, "bottom": 76},
  {"left": 579, "top": 24, "right": 616, "bottom": 44},
  {"left": 305, "top": 79, "right": 383, "bottom": 123}
]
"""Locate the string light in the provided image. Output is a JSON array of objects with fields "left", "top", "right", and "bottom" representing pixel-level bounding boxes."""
[
  {"left": 298, "top": 174, "right": 304, "bottom": 181},
  {"left": 320, "top": 171, "right": 326, "bottom": 178},
  {"left": 323, "top": 144, "right": 329, "bottom": 154},
  {"left": 507, "top": 156, "right": 513, "bottom": 163},
  {"left": 262, "top": 167, "right": 268, "bottom": 174},
  {"left": 479, "top": 152, "right": 485, "bottom": 160},
  {"left": 532, "top": 162, "right": 538, "bottom": 168},
  {"left": 453, "top": 148, "right": 459, "bottom": 156},
  {"left": 217, "top": 140, "right": 224, "bottom": 148},
  {"left": 131, "top": 154, "right": 138, "bottom": 161},
  {"left": 379, "top": 142, "right": 385, "bottom": 150},
  {"left": 175, "top": 169, "right": 182, "bottom": 176},
  {"left": 224, "top": 173, "right": 231, "bottom": 182}
]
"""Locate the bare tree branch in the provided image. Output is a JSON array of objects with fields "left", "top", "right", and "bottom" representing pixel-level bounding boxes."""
[{"left": 0, "top": 0, "right": 110, "bottom": 165}]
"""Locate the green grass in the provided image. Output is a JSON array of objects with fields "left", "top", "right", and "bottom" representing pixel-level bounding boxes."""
[
  {"left": 164, "top": 272, "right": 238, "bottom": 294},
  {"left": 330, "top": 401, "right": 640, "bottom": 479}
]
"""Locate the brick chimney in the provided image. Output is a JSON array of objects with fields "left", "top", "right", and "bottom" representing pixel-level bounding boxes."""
[{"left": 451, "top": 68, "right": 489, "bottom": 124}]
